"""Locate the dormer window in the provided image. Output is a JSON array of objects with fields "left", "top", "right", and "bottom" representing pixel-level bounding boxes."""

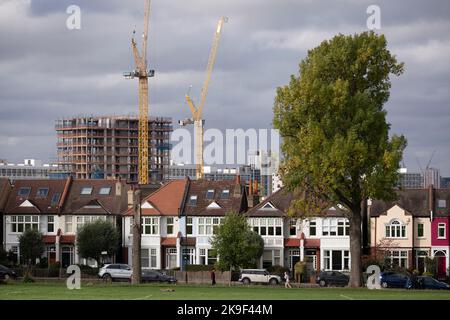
[
  {"left": 385, "top": 220, "right": 406, "bottom": 238},
  {"left": 206, "top": 189, "right": 215, "bottom": 200},
  {"left": 51, "top": 193, "right": 61, "bottom": 206},
  {"left": 18, "top": 187, "right": 31, "bottom": 197},
  {"left": 188, "top": 195, "right": 197, "bottom": 205},
  {"left": 220, "top": 189, "right": 230, "bottom": 199},
  {"left": 99, "top": 187, "right": 111, "bottom": 195},
  {"left": 36, "top": 188, "right": 49, "bottom": 198},
  {"left": 81, "top": 187, "right": 93, "bottom": 195}
]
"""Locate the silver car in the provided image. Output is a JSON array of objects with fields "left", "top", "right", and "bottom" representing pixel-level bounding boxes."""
[
  {"left": 239, "top": 269, "right": 282, "bottom": 285},
  {"left": 98, "top": 264, "right": 132, "bottom": 281}
]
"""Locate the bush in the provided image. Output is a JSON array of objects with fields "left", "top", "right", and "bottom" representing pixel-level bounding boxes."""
[
  {"left": 48, "top": 262, "right": 61, "bottom": 277},
  {"left": 38, "top": 257, "right": 48, "bottom": 268},
  {"left": 267, "top": 265, "right": 290, "bottom": 278}
]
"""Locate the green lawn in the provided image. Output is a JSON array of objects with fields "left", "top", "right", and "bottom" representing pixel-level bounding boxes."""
[{"left": 2, "top": 282, "right": 450, "bottom": 300}]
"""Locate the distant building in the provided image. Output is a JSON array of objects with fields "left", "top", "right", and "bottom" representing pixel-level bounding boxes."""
[
  {"left": 441, "top": 177, "right": 450, "bottom": 189},
  {"left": 272, "top": 173, "right": 283, "bottom": 194},
  {"left": 248, "top": 150, "right": 279, "bottom": 197},
  {"left": 55, "top": 115, "right": 172, "bottom": 184},
  {"left": 0, "top": 159, "right": 62, "bottom": 181},
  {"left": 398, "top": 168, "right": 423, "bottom": 188},
  {"left": 424, "top": 167, "right": 441, "bottom": 189}
]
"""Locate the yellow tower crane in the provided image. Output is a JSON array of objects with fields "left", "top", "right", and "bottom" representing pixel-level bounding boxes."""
[
  {"left": 179, "top": 17, "right": 227, "bottom": 179},
  {"left": 124, "top": 0, "right": 154, "bottom": 185}
]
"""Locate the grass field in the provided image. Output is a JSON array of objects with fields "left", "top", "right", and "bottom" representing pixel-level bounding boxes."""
[{"left": 2, "top": 282, "right": 450, "bottom": 300}]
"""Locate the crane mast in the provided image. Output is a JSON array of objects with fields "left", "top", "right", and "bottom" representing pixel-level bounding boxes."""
[
  {"left": 124, "top": 0, "right": 153, "bottom": 185},
  {"left": 181, "top": 17, "right": 227, "bottom": 179}
]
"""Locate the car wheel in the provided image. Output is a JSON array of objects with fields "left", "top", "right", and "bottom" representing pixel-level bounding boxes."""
[
  {"left": 381, "top": 282, "right": 388, "bottom": 288},
  {"left": 102, "top": 273, "right": 112, "bottom": 282},
  {"left": 269, "top": 278, "right": 278, "bottom": 285},
  {"left": 242, "top": 278, "right": 250, "bottom": 285},
  {"left": 319, "top": 280, "right": 327, "bottom": 287}
]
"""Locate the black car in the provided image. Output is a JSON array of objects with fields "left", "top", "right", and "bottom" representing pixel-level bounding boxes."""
[
  {"left": 141, "top": 270, "right": 177, "bottom": 283},
  {"left": 316, "top": 271, "right": 349, "bottom": 287},
  {"left": 0, "top": 264, "right": 17, "bottom": 280},
  {"left": 416, "top": 276, "right": 450, "bottom": 290},
  {"left": 380, "top": 272, "right": 409, "bottom": 288}
]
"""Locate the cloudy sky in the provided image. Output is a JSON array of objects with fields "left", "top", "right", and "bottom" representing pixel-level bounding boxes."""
[{"left": 0, "top": 0, "right": 449, "bottom": 174}]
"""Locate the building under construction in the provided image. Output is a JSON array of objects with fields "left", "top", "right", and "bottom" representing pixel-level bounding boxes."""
[{"left": 56, "top": 115, "right": 172, "bottom": 184}]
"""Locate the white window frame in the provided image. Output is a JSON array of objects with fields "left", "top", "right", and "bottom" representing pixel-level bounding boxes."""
[
  {"left": 388, "top": 250, "right": 408, "bottom": 268},
  {"left": 10, "top": 215, "right": 39, "bottom": 233},
  {"left": 47, "top": 215, "right": 55, "bottom": 233},
  {"left": 438, "top": 223, "right": 446, "bottom": 239},
  {"left": 417, "top": 223, "right": 424, "bottom": 238},
  {"left": 186, "top": 217, "right": 193, "bottom": 235},
  {"left": 142, "top": 217, "right": 159, "bottom": 235},
  {"left": 166, "top": 217, "right": 174, "bottom": 235},
  {"left": 65, "top": 216, "right": 73, "bottom": 233},
  {"left": 198, "top": 217, "right": 223, "bottom": 235},
  {"left": 385, "top": 220, "right": 406, "bottom": 239},
  {"left": 250, "top": 218, "right": 282, "bottom": 237},
  {"left": 309, "top": 220, "right": 317, "bottom": 236}
]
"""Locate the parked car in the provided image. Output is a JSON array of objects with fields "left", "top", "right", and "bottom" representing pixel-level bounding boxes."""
[
  {"left": 415, "top": 276, "right": 450, "bottom": 290},
  {"left": 316, "top": 271, "right": 349, "bottom": 287},
  {"left": 380, "top": 271, "right": 410, "bottom": 288},
  {"left": 142, "top": 270, "right": 177, "bottom": 283},
  {"left": 239, "top": 269, "right": 282, "bottom": 285},
  {"left": 98, "top": 264, "right": 132, "bottom": 281},
  {"left": 0, "top": 265, "right": 17, "bottom": 281}
]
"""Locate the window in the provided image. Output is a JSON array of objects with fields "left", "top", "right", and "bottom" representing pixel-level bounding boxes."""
[
  {"left": 250, "top": 218, "right": 282, "bottom": 237},
  {"left": 198, "top": 217, "right": 223, "bottom": 235},
  {"left": 417, "top": 223, "right": 424, "bottom": 238},
  {"left": 206, "top": 189, "right": 214, "bottom": 200},
  {"left": 289, "top": 219, "right": 297, "bottom": 236},
  {"left": 385, "top": 220, "right": 406, "bottom": 238},
  {"left": 309, "top": 220, "right": 316, "bottom": 236},
  {"left": 18, "top": 187, "right": 31, "bottom": 197},
  {"left": 188, "top": 195, "right": 197, "bottom": 205},
  {"left": 337, "top": 219, "right": 349, "bottom": 236},
  {"left": 51, "top": 193, "right": 61, "bottom": 206},
  {"left": 142, "top": 217, "right": 159, "bottom": 235},
  {"left": 438, "top": 199, "right": 447, "bottom": 209},
  {"left": 199, "top": 248, "right": 207, "bottom": 265},
  {"left": 141, "top": 249, "right": 149, "bottom": 268},
  {"left": 150, "top": 248, "right": 157, "bottom": 268},
  {"left": 263, "top": 250, "right": 273, "bottom": 268},
  {"left": 438, "top": 223, "right": 446, "bottom": 239},
  {"left": 207, "top": 249, "right": 217, "bottom": 265},
  {"left": 322, "top": 219, "right": 338, "bottom": 236},
  {"left": 323, "top": 250, "right": 350, "bottom": 271},
  {"left": 76, "top": 215, "right": 105, "bottom": 230},
  {"left": 186, "top": 217, "right": 193, "bottom": 235},
  {"left": 81, "top": 187, "right": 93, "bottom": 195},
  {"left": 220, "top": 189, "right": 230, "bottom": 199},
  {"left": 36, "top": 188, "right": 49, "bottom": 198},
  {"left": 166, "top": 217, "right": 174, "bottom": 234},
  {"left": 47, "top": 216, "right": 54, "bottom": 233},
  {"left": 65, "top": 216, "right": 73, "bottom": 233},
  {"left": 11, "top": 215, "right": 39, "bottom": 233},
  {"left": 273, "top": 250, "right": 281, "bottom": 266},
  {"left": 99, "top": 187, "right": 111, "bottom": 195},
  {"left": 388, "top": 250, "right": 408, "bottom": 268}
]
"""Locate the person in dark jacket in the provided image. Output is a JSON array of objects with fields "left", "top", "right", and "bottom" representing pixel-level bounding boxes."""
[{"left": 211, "top": 269, "right": 216, "bottom": 286}]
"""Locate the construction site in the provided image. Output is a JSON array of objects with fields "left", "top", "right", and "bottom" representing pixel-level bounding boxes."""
[{"left": 55, "top": 115, "right": 172, "bottom": 184}]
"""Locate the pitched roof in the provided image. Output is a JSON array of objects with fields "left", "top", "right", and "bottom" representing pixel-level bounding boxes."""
[
  {"left": 124, "top": 179, "right": 188, "bottom": 216},
  {"left": 246, "top": 188, "right": 348, "bottom": 218},
  {"left": 0, "top": 178, "right": 11, "bottom": 212},
  {"left": 5, "top": 179, "right": 68, "bottom": 214},
  {"left": 61, "top": 179, "right": 129, "bottom": 215},
  {"left": 368, "top": 188, "right": 450, "bottom": 217},
  {"left": 182, "top": 179, "right": 247, "bottom": 216}
]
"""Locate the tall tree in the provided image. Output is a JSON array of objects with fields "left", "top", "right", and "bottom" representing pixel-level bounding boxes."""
[
  {"left": 211, "top": 211, "right": 264, "bottom": 278},
  {"left": 77, "top": 219, "right": 120, "bottom": 268},
  {"left": 273, "top": 32, "right": 406, "bottom": 287},
  {"left": 18, "top": 229, "right": 44, "bottom": 266}
]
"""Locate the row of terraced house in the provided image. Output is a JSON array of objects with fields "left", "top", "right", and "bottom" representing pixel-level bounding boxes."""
[{"left": 1, "top": 176, "right": 450, "bottom": 278}]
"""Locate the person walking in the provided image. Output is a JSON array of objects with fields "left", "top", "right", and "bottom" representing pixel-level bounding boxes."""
[
  {"left": 284, "top": 271, "right": 292, "bottom": 288},
  {"left": 211, "top": 269, "right": 216, "bottom": 286}
]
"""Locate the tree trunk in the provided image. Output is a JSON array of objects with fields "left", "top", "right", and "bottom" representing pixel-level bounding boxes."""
[
  {"left": 132, "top": 189, "right": 141, "bottom": 284},
  {"left": 349, "top": 207, "right": 362, "bottom": 287}
]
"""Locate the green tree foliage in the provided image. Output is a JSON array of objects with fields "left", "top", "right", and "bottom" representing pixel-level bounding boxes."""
[
  {"left": 211, "top": 211, "right": 264, "bottom": 272},
  {"left": 273, "top": 32, "right": 406, "bottom": 287},
  {"left": 76, "top": 220, "right": 119, "bottom": 267},
  {"left": 18, "top": 229, "right": 45, "bottom": 266}
]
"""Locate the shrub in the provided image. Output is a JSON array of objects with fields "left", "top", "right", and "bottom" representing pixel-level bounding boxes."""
[
  {"left": 267, "top": 265, "right": 290, "bottom": 278},
  {"left": 48, "top": 262, "right": 61, "bottom": 277},
  {"left": 38, "top": 257, "right": 48, "bottom": 268}
]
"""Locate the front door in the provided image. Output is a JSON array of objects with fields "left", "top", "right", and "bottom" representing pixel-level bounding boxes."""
[{"left": 437, "top": 256, "right": 446, "bottom": 280}]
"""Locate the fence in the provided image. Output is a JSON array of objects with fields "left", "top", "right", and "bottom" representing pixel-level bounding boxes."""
[{"left": 173, "top": 271, "right": 232, "bottom": 285}]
